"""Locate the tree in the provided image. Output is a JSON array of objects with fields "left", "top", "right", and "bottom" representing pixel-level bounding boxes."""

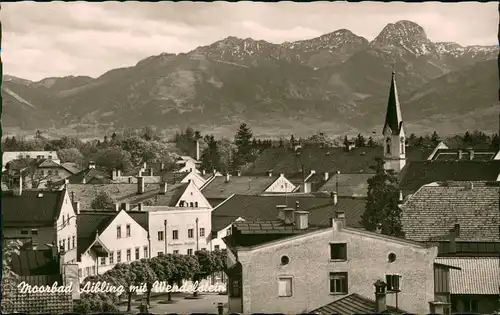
[
  {"left": 57, "top": 148, "right": 84, "bottom": 164},
  {"left": 355, "top": 134, "right": 366, "bottom": 147},
  {"left": 130, "top": 259, "right": 157, "bottom": 306},
  {"left": 6, "top": 158, "right": 50, "bottom": 189},
  {"left": 105, "top": 263, "right": 135, "bottom": 311},
  {"left": 200, "top": 135, "right": 222, "bottom": 173},
  {"left": 408, "top": 133, "right": 417, "bottom": 145},
  {"left": 367, "top": 137, "right": 376, "bottom": 147},
  {"left": 74, "top": 274, "right": 120, "bottom": 313},
  {"left": 234, "top": 123, "right": 254, "bottom": 166},
  {"left": 148, "top": 255, "right": 175, "bottom": 301},
  {"left": 491, "top": 133, "right": 500, "bottom": 149},
  {"left": 430, "top": 131, "right": 440, "bottom": 146},
  {"left": 360, "top": 157, "right": 404, "bottom": 237},
  {"left": 192, "top": 251, "right": 219, "bottom": 297},
  {"left": 1, "top": 240, "right": 22, "bottom": 313},
  {"left": 90, "top": 191, "right": 114, "bottom": 210},
  {"left": 343, "top": 135, "right": 349, "bottom": 148},
  {"left": 95, "top": 146, "right": 133, "bottom": 172},
  {"left": 290, "top": 134, "right": 297, "bottom": 148},
  {"left": 217, "top": 138, "right": 237, "bottom": 172}
]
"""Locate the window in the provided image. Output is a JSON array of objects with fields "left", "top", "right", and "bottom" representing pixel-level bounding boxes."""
[
  {"left": 281, "top": 255, "right": 290, "bottom": 265},
  {"left": 190, "top": 202, "right": 194, "bottom": 207},
  {"left": 68, "top": 237, "right": 71, "bottom": 249},
  {"left": 214, "top": 245, "right": 220, "bottom": 250},
  {"left": 126, "top": 249, "right": 131, "bottom": 261},
  {"left": 143, "top": 246, "right": 148, "bottom": 258},
  {"left": 48, "top": 155, "right": 52, "bottom": 160},
  {"left": 386, "top": 138, "right": 391, "bottom": 154},
  {"left": 21, "top": 230, "right": 29, "bottom": 235},
  {"left": 62, "top": 239, "right": 66, "bottom": 251},
  {"left": 117, "top": 250, "right": 121, "bottom": 263},
  {"left": 158, "top": 231, "right": 164, "bottom": 241},
  {"left": 199, "top": 228, "right": 205, "bottom": 237},
  {"left": 55, "top": 170, "right": 59, "bottom": 176},
  {"left": 126, "top": 224, "right": 131, "bottom": 237},
  {"left": 188, "top": 229, "right": 194, "bottom": 238},
  {"left": 101, "top": 257, "right": 106, "bottom": 265},
  {"left": 195, "top": 202, "right": 198, "bottom": 207},
  {"left": 187, "top": 249, "right": 193, "bottom": 255},
  {"left": 173, "top": 250, "right": 179, "bottom": 254},
  {"left": 386, "top": 275, "right": 402, "bottom": 292},
  {"left": 172, "top": 230, "right": 179, "bottom": 240},
  {"left": 40, "top": 170, "right": 45, "bottom": 176},
  {"left": 330, "top": 243, "right": 347, "bottom": 260},
  {"left": 72, "top": 236, "right": 76, "bottom": 249},
  {"left": 116, "top": 226, "right": 122, "bottom": 239},
  {"left": 92, "top": 265, "right": 96, "bottom": 275},
  {"left": 78, "top": 268, "right": 82, "bottom": 277},
  {"left": 230, "top": 279, "right": 241, "bottom": 297},
  {"left": 135, "top": 247, "right": 140, "bottom": 260},
  {"left": 109, "top": 252, "right": 114, "bottom": 264},
  {"left": 85, "top": 267, "right": 90, "bottom": 276},
  {"left": 400, "top": 137, "right": 405, "bottom": 154},
  {"left": 278, "top": 277, "right": 293, "bottom": 297},
  {"left": 31, "top": 229, "right": 38, "bottom": 235},
  {"left": 329, "top": 272, "right": 348, "bottom": 294},
  {"left": 48, "top": 170, "right": 53, "bottom": 175}
]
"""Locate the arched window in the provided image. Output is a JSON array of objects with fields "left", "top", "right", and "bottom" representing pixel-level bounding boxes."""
[
  {"left": 400, "top": 137, "right": 405, "bottom": 154},
  {"left": 189, "top": 202, "right": 194, "bottom": 207},
  {"left": 386, "top": 138, "right": 391, "bottom": 155},
  {"left": 195, "top": 202, "right": 199, "bottom": 207}
]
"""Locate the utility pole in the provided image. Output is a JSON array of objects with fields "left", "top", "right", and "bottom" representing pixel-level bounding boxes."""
[
  {"left": 164, "top": 220, "right": 167, "bottom": 254},
  {"left": 195, "top": 218, "right": 199, "bottom": 251}
]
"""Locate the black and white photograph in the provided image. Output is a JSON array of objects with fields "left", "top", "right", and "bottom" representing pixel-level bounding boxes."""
[{"left": 1, "top": 1, "right": 499, "bottom": 314}]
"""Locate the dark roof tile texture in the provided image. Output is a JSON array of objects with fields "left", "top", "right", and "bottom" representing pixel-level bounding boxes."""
[
  {"left": 202, "top": 176, "right": 277, "bottom": 199},
  {"left": 312, "top": 293, "right": 409, "bottom": 315}
]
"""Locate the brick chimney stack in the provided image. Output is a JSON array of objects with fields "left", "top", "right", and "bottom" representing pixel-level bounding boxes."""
[
  {"left": 374, "top": 280, "right": 387, "bottom": 313},
  {"left": 137, "top": 176, "right": 145, "bottom": 194}
]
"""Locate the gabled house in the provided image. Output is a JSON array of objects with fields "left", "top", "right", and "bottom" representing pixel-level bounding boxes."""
[
  {"left": 2, "top": 180, "right": 78, "bottom": 264},
  {"left": 223, "top": 209, "right": 446, "bottom": 314},
  {"left": 176, "top": 156, "right": 200, "bottom": 174},
  {"left": 201, "top": 173, "right": 296, "bottom": 207},
  {"left": 211, "top": 193, "right": 366, "bottom": 251},
  {"left": 2, "top": 151, "right": 60, "bottom": 171},
  {"left": 76, "top": 208, "right": 149, "bottom": 280}
]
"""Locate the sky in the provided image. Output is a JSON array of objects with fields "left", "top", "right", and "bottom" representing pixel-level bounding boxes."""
[{"left": 2, "top": 1, "right": 497, "bottom": 81}]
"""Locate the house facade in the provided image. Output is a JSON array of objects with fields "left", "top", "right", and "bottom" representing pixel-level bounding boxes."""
[
  {"left": 76, "top": 209, "right": 149, "bottom": 280},
  {"left": 145, "top": 206, "right": 212, "bottom": 256},
  {"left": 224, "top": 210, "right": 440, "bottom": 314},
  {"left": 2, "top": 182, "right": 77, "bottom": 264}
]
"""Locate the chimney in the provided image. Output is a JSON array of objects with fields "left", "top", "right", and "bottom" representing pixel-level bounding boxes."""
[
  {"left": 374, "top": 280, "right": 387, "bottom": 313},
  {"left": 88, "top": 161, "right": 96, "bottom": 169},
  {"left": 237, "top": 170, "right": 242, "bottom": 177},
  {"left": 64, "top": 178, "right": 69, "bottom": 186},
  {"left": 295, "top": 201, "right": 300, "bottom": 211},
  {"left": 82, "top": 177, "right": 86, "bottom": 184},
  {"left": 160, "top": 162, "right": 165, "bottom": 170},
  {"left": 469, "top": 149, "right": 475, "bottom": 160},
  {"left": 137, "top": 176, "right": 145, "bottom": 194},
  {"left": 457, "top": 150, "right": 463, "bottom": 160},
  {"left": 149, "top": 168, "right": 154, "bottom": 176},
  {"left": 124, "top": 203, "right": 130, "bottom": 211},
  {"left": 225, "top": 173, "right": 230, "bottom": 183},
  {"left": 324, "top": 172, "right": 329, "bottom": 181},
  {"left": 138, "top": 169, "right": 143, "bottom": 177},
  {"left": 310, "top": 170, "right": 316, "bottom": 175},
  {"left": 160, "top": 182, "right": 167, "bottom": 194},
  {"left": 276, "top": 205, "right": 287, "bottom": 221},
  {"left": 284, "top": 208, "right": 295, "bottom": 225},
  {"left": 202, "top": 169, "right": 206, "bottom": 176},
  {"left": 332, "top": 191, "right": 338, "bottom": 206},
  {"left": 73, "top": 201, "right": 80, "bottom": 215},
  {"left": 196, "top": 140, "right": 200, "bottom": 161},
  {"left": 294, "top": 211, "right": 309, "bottom": 229},
  {"left": 143, "top": 162, "right": 147, "bottom": 170},
  {"left": 114, "top": 203, "right": 120, "bottom": 212},
  {"left": 213, "top": 169, "right": 217, "bottom": 175},
  {"left": 267, "top": 170, "right": 273, "bottom": 177},
  {"left": 13, "top": 176, "right": 23, "bottom": 196},
  {"left": 117, "top": 170, "right": 121, "bottom": 177},
  {"left": 399, "top": 190, "right": 404, "bottom": 202},
  {"left": 111, "top": 170, "right": 117, "bottom": 180},
  {"left": 454, "top": 223, "right": 460, "bottom": 238},
  {"left": 138, "top": 203, "right": 144, "bottom": 211},
  {"left": 332, "top": 210, "right": 346, "bottom": 230}
]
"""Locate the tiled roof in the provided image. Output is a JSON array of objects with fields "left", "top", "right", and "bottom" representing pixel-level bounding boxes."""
[
  {"left": 201, "top": 175, "right": 277, "bottom": 199},
  {"left": 432, "top": 149, "right": 497, "bottom": 161},
  {"left": 2, "top": 189, "right": 66, "bottom": 227},
  {"left": 244, "top": 146, "right": 432, "bottom": 176},
  {"left": 10, "top": 249, "right": 60, "bottom": 276},
  {"left": 312, "top": 293, "right": 409, "bottom": 315},
  {"left": 399, "top": 160, "right": 500, "bottom": 195},
  {"left": 61, "top": 162, "right": 81, "bottom": 174},
  {"left": 434, "top": 257, "right": 500, "bottom": 295},
  {"left": 76, "top": 210, "right": 148, "bottom": 258},
  {"left": 318, "top": 173, "right": 374, "bottom": 197},
  {"left": 68, "top": 182, "right": 187, "bottom": 209},
  {"left": 401, "top": 182, "right": 500, "bottom": 242},
  {"left": 66, "top": 167, "right": 113, "bottom": 184},
  {"left": 211, "top": 194, "right": 366, "bottom": 233}
]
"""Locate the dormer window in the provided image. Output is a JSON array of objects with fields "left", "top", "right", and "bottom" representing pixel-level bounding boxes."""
[
  {"left": 386, "top": 138, "right": 391, "bottom": 155},
  {"left": 400, "top": 137, "right": 405, "bottom": 154}
]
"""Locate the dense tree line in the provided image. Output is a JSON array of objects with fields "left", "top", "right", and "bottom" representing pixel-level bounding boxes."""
[{"left": 73, "top": 250, "right": 227, "bottom": 313}]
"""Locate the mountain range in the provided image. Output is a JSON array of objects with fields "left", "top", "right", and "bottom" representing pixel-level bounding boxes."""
[{"left": 3, "top": 20, "right": 498, "bottom": 138}]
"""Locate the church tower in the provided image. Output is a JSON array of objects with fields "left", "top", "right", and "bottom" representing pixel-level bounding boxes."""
[{"left": 382, "top": 71, "right": 406, "bottom": 173}]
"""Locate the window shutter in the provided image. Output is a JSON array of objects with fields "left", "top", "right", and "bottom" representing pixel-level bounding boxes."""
[
  {"left": 385, "top": 275, "right": 392, "bottom": 290},
  {"left": 278, "top": 279, "right": 286, "bottom": 296}
]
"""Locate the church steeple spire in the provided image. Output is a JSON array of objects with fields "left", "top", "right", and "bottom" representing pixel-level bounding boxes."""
[{"left": 383, "top": 71, "right": 403, "bottom": 135}]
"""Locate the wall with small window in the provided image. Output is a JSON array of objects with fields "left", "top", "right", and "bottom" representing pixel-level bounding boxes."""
[{"left": 235, "top": 226, "right": 437, "bottom": 314}]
